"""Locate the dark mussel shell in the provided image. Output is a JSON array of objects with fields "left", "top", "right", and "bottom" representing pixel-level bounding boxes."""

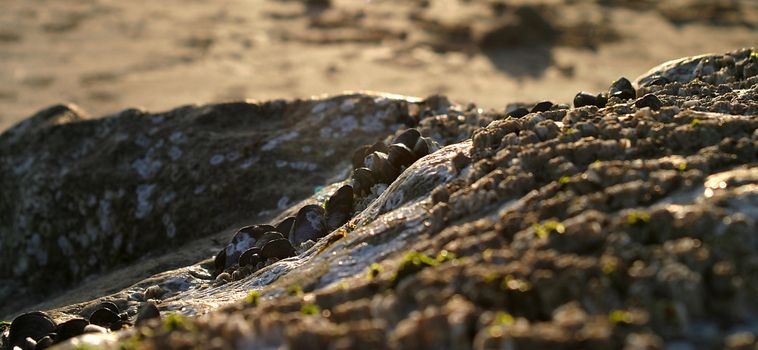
[
  {"left": 289, "top": 204, "right": 327, "bottom": 247},
  {"left": 97, "top": 301, "right": 119, "bottom": 315},
  {"left": 260, "top": 238, "right": 297, "bottom": 260},
  {"left": 325, "top": 185, "right": 354, "bottom": 231},
  {"left": 55, "top": 318, "right": 89, "bottom": 341},
  {"left": 89, "top": 308, "right": 120, "bottom": 328},
  {"left": 254, "top": 231, "right": 286, "bottom": 250},
  {"left": 275, "top": 216, "right": 296, "bottom": 236},
  {"left": 352, "top": 167, "right": 376, "bottom": 196},
  {"left": 239, "top": 247, "right": 262, "bottom": 267},
  {"left": 367, "top": 140, "right": 389, "bottom": 155},
  {"left": 507, "top": 107, "right": 529, "bottom": 118},
  {"left": 213, "top": 248, "right": 227, "bottom": 276},
  {"left": 387, "top": 143, "right": 416, "bottom": 169},
  {"left": 392, "top": 128, "right": 421, "bottom": 149},
  {"left": 365, "top": 151, "right": 398, "bottom": 184},
  {"left": 351, "top": 145, "right": 371, "bottom": 169},
  {"left": 224, "top": 224, "right": 276, "bottom": 269},
  {"left": 573, "top": 92, "right": 607, "bottom": 108},
  {"left": 531, "top": 101, "right": 553, "bottom": 113},
  {"left": 413, "top": 137, "right": 431, "bottom": 159},
  {"left": 8, "top": 311, "right": 56, "bottom": 347},
  {"left": 609, "top": 77, "right": 636, "bottom": 100},
  {"left": 135, "top": 302, "right": 160, "bottom": 326}
]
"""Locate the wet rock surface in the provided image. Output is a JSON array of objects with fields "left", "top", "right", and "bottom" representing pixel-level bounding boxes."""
[{"left": 1, "top": 48, "right": 757, "bottom": 350}]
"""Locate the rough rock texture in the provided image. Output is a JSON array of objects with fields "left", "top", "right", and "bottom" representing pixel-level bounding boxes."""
[
  {"left": 1, "top": 48, "right": 757, "bottom": 350},
  {"left": 0, "top": 92, "right": 452, "bottom": 306}
]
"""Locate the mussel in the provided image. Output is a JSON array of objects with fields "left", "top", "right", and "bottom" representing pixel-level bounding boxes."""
[
  {"left": 289, "top": 204, "right": 327, "bottom": 247},
  {"left": 260, "top": 238, "right": 297, "bottom": 260},
  {"left": 8, "top": 311, "right": 56, "bottom": 348},
  {"left": 325, "top": 185, "right": 354, "bottom": 231}
]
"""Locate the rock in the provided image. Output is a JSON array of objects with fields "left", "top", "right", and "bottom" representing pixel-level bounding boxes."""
[
  {"left": 135, "top": 302, "right": 160, "bottom": 326},
  {"left": 3, "top": 50, "right": 758, "bottom": 350},
  {"left": 144, "top": 285, "right": 166, "bottom": 300},
  {"left": 0, "top": 93, "right": 425, "bottom": 310}
]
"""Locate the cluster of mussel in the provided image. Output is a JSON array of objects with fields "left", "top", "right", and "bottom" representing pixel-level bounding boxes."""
[
  {"left": 213, "top": 128, "right": 434, "bottom": 279},
  {"left": 5, "top": 302, "right": 158, "bottom": 350},
  {"left": 213, "top": 184, "right": 355, "bottom": 278},
  {"left": 350, "top": 128, "right": 436, "bottom": 196}
]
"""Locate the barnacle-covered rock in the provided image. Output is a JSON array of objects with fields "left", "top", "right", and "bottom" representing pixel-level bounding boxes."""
[{"left": 3, "top": 50, "right": 758, "bottom": 350}]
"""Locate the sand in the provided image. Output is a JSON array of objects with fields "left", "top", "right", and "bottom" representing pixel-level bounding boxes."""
[{"left": 0, "top": 0, "right": 756, "bottom": 132}]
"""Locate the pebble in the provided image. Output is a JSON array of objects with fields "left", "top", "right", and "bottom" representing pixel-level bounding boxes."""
[{"left": 144, "top": 285, "right": 166, "bottom": 300}]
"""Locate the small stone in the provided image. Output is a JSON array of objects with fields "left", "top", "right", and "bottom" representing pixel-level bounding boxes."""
[
  {"left": 452, "top": 152, "right": 471, "bottom": 171},
  {"left": 635, "top": 94, "right": 663, "bottom": 110},
  {"left": 215, "top": 272, "right": 232, "bottom": 283},
  {"left": 144, "top": 285, "right": 166, "bottom": 300},
  {"left": 431, "top": 186, "right": 450, "bottom": 204},
  {"left": 135, "top": 302, "right": 160, "bottom": 326},
  {"left": 35, "top": 335, "right": 54, "bottom": 349},
  {"left": 82, "top": 324, "right": 108, "bottom": 334}
]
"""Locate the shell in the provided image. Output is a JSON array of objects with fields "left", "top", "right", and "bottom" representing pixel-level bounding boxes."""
[
  {"left": 239, "top": 247, "right": 262, "bottom": 267},
  {"left": 89, "top": 308, "right": 120, "bottom": 328},
  {"left": 413, "top": 137, "right": 431, "bottom": 159},
  {"left": 255, "top": 231, "right": 286, "bottom": 250},
  {"left": 392, "top": 128, "right": 421, "bottom": 149},
  {"left": 507, "top": 107, "right": 529, "bottom": 118},
  {"left": 213, "top": 248, "right": 226, "bottom": 276},
  {"left": 55, "top": 318, "right": 89, "bottom": 341},
  {"left": 260, "top": 238, "right": 296, "bottom": 260},
  {"left": 274, "top": 217, "right": 295, "bottom": 235},
  {"left": 289, "top": 204, "right": 327, "bottom": 247},
  {"left": 8, "top": 311, "right": 56, "bottom": 347},
  {"left": 531, "top": 101, "right": 553, "bottom": 112},
  {"left": 224, "top": 224, "right": 276, "bottom": 269},
  {"left": 352, "top": 167, "right": 377, "bottom": 196},
  {"left": 365, "top": 151, "right": 398, "bottom": 184},
  {"left": 387, "top": 143, "right": 416, "bottom": 169},
  {"left": 609, "top": 77, "right": 636, "bottom": 100},
  {"left": 135, "top": 302, "right": 160, "bottom": 326},
  {"left": 351, "top": 144, "right": 371, "bottom": 169},
  {"left": 367, "top": 140, "right": 389, "bottom": 154},
  {"left": 97, "top": 301, "right": 119, "bottom": 315},
  {"left": 325, "top": 185, "right": 354, "bottom": 231}
]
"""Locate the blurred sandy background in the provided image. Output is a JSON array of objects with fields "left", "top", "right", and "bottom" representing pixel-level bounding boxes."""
[{"left": 0, "top": 0, "right": 756, "bottom": 132}]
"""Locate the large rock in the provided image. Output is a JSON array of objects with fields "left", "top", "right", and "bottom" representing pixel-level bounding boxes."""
[
  {"left": 0, "top": 93, "right": 454, "bottom": 301},
  {"left": 2, "top": 48, "right": 758, "bottom": 350}
]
